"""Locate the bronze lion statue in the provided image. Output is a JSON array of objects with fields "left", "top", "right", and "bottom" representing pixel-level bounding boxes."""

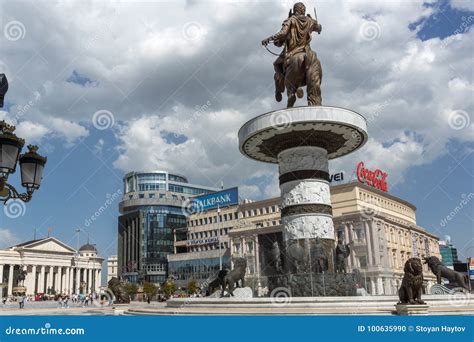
[
  {"left": 424, "top": 256, "right": 470, "bottom": 291},
  {"left": 221, "top": 257, "right": 247, "bottom": 297},
  {"left": 108, "top": 277, "right": 130, "bottom": 304},
  {"left": 398, "top": 258, "right": 425, "bottom": 305}
]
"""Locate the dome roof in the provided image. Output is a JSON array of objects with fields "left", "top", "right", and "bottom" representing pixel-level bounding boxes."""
[{"left": 78, "top": 243, "right": 97, "bottom": 252}]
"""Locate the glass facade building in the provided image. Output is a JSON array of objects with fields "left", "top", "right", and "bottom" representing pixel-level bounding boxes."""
[
  {"left": 168, "top": 256, "right": 231, "bottom": 282},
  {"left": 118, "top": 171, "right": 217, "bottom": 284}
]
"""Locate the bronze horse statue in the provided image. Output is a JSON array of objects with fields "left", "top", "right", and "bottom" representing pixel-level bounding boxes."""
[
  {"left": 16, "top": 270, "right": 27, "bottom": 287},
  {"left": 262, "top": 2, "right": 323, "bottom": 107}
]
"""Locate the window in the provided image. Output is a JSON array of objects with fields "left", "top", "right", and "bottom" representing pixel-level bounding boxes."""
[
  {"left": 149, "top": 193, "right": 156, "bottom": 198},
  {"left": 139, "top": 194, "right": 145, "bottom": 199}
]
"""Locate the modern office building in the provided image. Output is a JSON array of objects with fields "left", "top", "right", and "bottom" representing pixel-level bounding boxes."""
[
  {"left": 439, "top": 236, "right": 460, "bottom": 268},
  {"left": 167, "top": 195, "right": 282, "bottom": 287},
  {"left": 117, "top": 171, "right": 217, "bottom": 284},
  {"left": 168, "top": 188, "right": 240, "bottom": 287},
  {"left": 0, "top": 237, "right": 103, "bottom": 297},
  {"left": 107, "top": 255, "right": 118, "bottom": 282},
  {"left": 229, "top": 181, "right": 441, "bottom": 295}
]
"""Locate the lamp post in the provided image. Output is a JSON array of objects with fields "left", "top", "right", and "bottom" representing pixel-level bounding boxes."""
[{"left": 0, "top": 121, "right": 47, "bottom": 203}]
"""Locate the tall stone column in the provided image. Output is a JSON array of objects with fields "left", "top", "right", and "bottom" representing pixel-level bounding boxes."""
[
  {"left": 76, "top": 268, "right": 81, "bottom": 294},
  {"left": 65, "top": 268, "right": 70, "bottom": 294},
  {"left": 31, "top": 265, "right": 37, "bottom": 295},
  {"left": 88, "top": 269, "right": 92, "bottom": 292},
  {"left": 46, "top": 267, "right": 53, "bottom": 292},
  {"left": 279, "top": 146, "right": 335, "bottom": 273},
  {"left": 364, "top": 220, "right": 373, "bottom": 266},
  {"left": 57, "top": 267, "right": 63, "bottom": 294},
  {"left": 0, "top": 264, "right": 4, "bottom": 286},
  {"left": 7, "top": 265, "right": 14, "bottom": 296},
  {"left": 238, "top": 106, "right": 368, "bottom": 296},
  {"left": 38, "top": 266, "right": 45, "bottom": 293},
  {"left": 254, "top": 235, "right": 260, "bottom": 282},
  {"left": 94, "top": 269, "right": 99, "bottom": 292}
]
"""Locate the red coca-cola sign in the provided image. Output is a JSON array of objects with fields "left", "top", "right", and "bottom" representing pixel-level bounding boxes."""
[{"left": 356, "top": 162, "right": 388, "bottom": 192}]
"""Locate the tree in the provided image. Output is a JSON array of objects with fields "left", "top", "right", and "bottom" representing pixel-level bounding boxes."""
[
  {"left": 143, "top": 282, "right": 158, "bottom": 299},
  {"left": 187, "top": 279, "right": 199, "bottom": 295},
  {"left": 124, "top": 283, "right": 138, "bottom": 296},
  {"left": 162, "top": 280, "right": 176, "bottom": 297}
]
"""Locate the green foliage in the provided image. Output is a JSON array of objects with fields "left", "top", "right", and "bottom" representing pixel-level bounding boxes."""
[
  {"left": 143, "top": 282, "right": 158, "bottom": 297},
  {"left": 124, "top": 283, "right": 138, "bottom": 295},
  {"left": 162, "top": 280, "right": 176, "bottom": 296},
  {"left": 187, "top": 279, "right": 199, "bottom": 294}
]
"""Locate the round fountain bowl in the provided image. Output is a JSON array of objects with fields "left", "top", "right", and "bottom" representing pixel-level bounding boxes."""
[{"left": 238, "top": 106, "right": 368, "bottom": 163}]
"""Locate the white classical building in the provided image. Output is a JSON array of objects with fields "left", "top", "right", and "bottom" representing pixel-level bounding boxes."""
[
  {"left": 107, "top": 255, "right": 118, "bottom": 282},
  {"left": 0, "top": 237, "right": 104, "bottom": 297}
]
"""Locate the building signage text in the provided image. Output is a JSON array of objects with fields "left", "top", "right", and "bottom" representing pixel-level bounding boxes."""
[{"left": 356, "top": 162, "right": 388, "bottom": 192}]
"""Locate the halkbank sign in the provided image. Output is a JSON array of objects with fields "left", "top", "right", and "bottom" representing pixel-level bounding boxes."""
[{"left": 192, "top": 187, "right": 239, "bottom": 212}]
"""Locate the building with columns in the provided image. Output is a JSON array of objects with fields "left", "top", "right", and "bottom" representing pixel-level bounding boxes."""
[
  {"left": 0, "top": 237, "right": 103, "bottom": 297},
  {"left": 107, "top": 255, "right": 118, "bottom": 282},
  {"left": 230, "top": 181, "right": 441, "bottom": 295}
]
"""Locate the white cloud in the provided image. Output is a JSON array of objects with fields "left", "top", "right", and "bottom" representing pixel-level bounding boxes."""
[
  {"left": 0, "top": 229, "right": 19, "bottom": 249},
  {"left": 1, "top": 0, "right": 472, "bottom": 196}
]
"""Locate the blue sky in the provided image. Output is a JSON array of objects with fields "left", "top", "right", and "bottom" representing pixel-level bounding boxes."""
[{"left": 0, "top": 0, "right": 473, "bottom": 282}]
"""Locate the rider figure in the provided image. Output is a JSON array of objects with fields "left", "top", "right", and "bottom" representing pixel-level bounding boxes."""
[{"left": 262, "top": 2, "right": 322, "bottom": 102}]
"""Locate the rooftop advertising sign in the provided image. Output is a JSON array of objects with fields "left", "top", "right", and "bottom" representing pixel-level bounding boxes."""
[
  {"left": 192, "top": 187, "right": 239, "bottom": 212},
  {"left": 356, "top": 161, "right": 388, "bottom": 192}
]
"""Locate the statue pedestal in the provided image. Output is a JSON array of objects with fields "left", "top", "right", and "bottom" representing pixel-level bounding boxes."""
[
  {"left": 239, "top": 106, "right": 368, "bottom": 295},
  {"left": 12, "top": 286, "right": 27, "bottom": 296},
  {"left": 395, "top": 304, "right": 430, "bottom": 315}
]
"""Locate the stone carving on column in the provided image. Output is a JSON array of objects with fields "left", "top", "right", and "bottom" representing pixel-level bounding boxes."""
[
  {"left": 278, "top": 146, "right": 329, "bottom": 174},
  {"left": 283, "top": 215, "right": 334, "bottom": 240},
  {"left": 281, "top": 180, "right": 331, "bottom": 207}
]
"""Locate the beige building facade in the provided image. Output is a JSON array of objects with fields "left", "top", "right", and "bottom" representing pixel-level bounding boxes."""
[
  {"left": 0, "top": 237, "right": 103, "bottom": 297},
  {"left": 230, "top": 182, "right": 441, "bottom": 295}
]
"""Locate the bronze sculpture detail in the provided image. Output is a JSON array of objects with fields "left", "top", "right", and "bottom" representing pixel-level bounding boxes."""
[
  {"left": 221, "top": 257, "right": 247, "bottom": 297},
  {"left": 335, "top": 239, "right": 352, "bottom": 273},
  {"left": 15, "top": 270, "right": 27, "bottom": 287},
  {"left": 398, "top": 258, "right": 425, "bottom": 305},
  {"left": 424, "top": 256, "right": 470, "bottom": 291},
  {"left": 108, "top": 277, "right": 131, "bottom": 304},
  {"left": 262, "top": 2, "right": 323, "bottom": 107}
]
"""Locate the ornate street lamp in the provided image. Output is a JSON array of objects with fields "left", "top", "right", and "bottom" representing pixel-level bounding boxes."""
[{"left": 0, "top": 120, "right": 47, "bottom": 203}]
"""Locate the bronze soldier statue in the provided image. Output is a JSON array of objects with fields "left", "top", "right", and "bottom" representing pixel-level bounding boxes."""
[
  {"left": 335, "top": 238, "right": 352, "bottom": 273},
  {"left": 262, "top": 2, "right": 323, "bottom": 107}
]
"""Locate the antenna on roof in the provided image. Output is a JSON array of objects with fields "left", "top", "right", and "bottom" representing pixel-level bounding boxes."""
[
  {"left": 47, "top": 227, "right": 52, "bottom": 238},
  {"left": 33, "top": 227, "right": 36, "bottom": 240},
  {"left": 220, "top": 180, "right": 224, "bottom": 190}
]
